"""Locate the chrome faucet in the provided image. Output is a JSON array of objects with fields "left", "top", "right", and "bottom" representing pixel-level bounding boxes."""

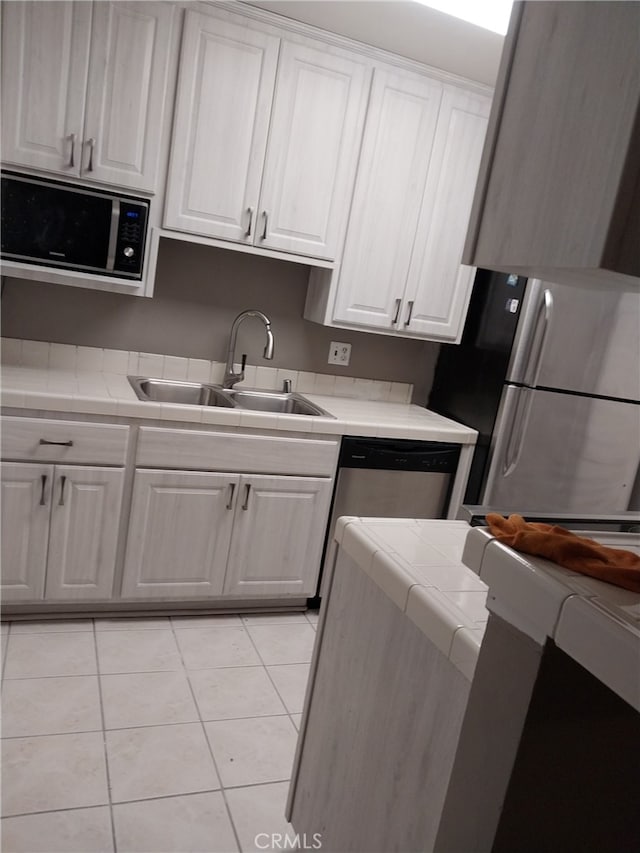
[{"left": 223, "top": 310, "right": 274, "bottom": 388}]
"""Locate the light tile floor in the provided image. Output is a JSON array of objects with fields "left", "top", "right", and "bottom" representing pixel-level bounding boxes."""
[{"left": 1, "top": 611, "right": 318, "bottom": 853}]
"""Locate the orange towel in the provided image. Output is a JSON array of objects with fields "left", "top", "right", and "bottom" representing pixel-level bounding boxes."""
[{"left": 486, "top": 513, "right": 640, "bottom": 593}]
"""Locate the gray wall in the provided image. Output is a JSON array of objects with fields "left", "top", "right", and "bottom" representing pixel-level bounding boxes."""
[{"left": 1, "top": 237, "right": 440, "bottom": 404}]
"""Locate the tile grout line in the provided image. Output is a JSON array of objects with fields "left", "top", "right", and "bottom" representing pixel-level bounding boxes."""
[
  {"left": 1, "top": 621, "right": 11, "bottom": 684},
  {"left": 168, "top": 618, "right": 245, "bottom": 853},
  {"left": 92, "top": 618, "right": 118, "bottom": 853},
  {"left": 2, "top": 784, "right": 298, "bottom": 822},
  {"left": 243, "top": 626, "right": 305, "bottom": 743},
  {"left": 0, "top": 711, "right": 298, "bottom": 741}
]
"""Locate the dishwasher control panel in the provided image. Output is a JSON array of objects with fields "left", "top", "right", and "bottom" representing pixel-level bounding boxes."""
[{"left": 338, "top": 437, "right": 460, "bottom": 472}]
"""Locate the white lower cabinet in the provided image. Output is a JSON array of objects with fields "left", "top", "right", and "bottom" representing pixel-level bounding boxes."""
[
  {"left": 223, "top": 474, "right": 333, "bottom": 597},
  {"left": 1, "top": 462, "right": 124, "bottom": 602},
  {"left": 121, "top": 470, "right": 238, "bottom": 599},
  {"left": 121, "top": 469, "right": 333, "bottom": 600}
]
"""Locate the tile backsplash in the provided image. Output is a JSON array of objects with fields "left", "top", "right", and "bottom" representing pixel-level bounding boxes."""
[{"left": 1, "top": 339, "right": 413, "bottom": 404}]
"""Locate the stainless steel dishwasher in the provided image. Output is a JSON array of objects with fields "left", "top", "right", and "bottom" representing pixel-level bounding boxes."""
[{"left": 315, "top": 436, "right": 461, "bottom": 599}]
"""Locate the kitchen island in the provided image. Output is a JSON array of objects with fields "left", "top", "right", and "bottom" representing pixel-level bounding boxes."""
[{"left": 288, "top": 517, "right": 640, "bottom": 852}]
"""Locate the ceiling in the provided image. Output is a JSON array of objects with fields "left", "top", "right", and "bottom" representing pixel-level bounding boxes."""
[{"left": 244, "top": 1, "right": 505, "bottom": 86}]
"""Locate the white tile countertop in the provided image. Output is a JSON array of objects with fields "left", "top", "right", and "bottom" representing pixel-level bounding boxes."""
[
  {"left": 333, "top": 517, "right": 488, "bottom": 681},
  {"left": 463, "top": 526, "right": 640, "bottom": 711},
  {"left": 333, "top": 518, "right": 640, "bottom": 710},
  {"left": 0, "top": 340, "right": 477, "bottom": 444}
]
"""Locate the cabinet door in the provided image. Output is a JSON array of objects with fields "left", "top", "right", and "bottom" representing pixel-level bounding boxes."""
[
  {"left": 82, "top": 2, "right": 176, "bottom": 191},
  {"left": 164, "top": 11, "right": 279, "bottom": 241},
  {"left": 403, "top": 87, "right": 490, "bottom": 341},
  {"left": 333, "top": 66, "right": 443, "bottom": 330},
  {"left": 224, "top": 475, "right": 332, "bottom": 597},
  {"left": 121, "top": 470, "right": 239, "bottom": 599},
  {"left": 1, "top": 1, "right": 91, "bottom": 175},
  {"left": 257, "top": 41, "right": 370, "bottom": 260},
  {"left": 45, "top": 466, "right": 124, "bottom": 601},
  {"left": 0, "top": 463, "right": 52, "bottom": 602}
]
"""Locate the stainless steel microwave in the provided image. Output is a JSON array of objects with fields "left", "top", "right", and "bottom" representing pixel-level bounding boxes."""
[{"left": 1, "top": 171, "right": 149, "bottom": 280}]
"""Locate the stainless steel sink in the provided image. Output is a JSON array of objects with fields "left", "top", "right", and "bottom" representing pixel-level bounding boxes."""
[
  {"left": 224, "top": 388, "right": 334, "bottom": 417},
  {"left": 128, "top": 377, "right": 237, "bottom": 408},
  {"left": 128, "top": 376, "right": 334, "bottom": 418}
]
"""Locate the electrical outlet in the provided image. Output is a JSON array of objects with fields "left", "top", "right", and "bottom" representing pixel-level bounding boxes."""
[{"left": 328, "top": 341, "right": 351, "bottom": 366}]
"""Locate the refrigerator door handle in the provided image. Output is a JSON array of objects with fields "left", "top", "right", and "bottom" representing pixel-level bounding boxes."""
[
  {"left": 523, "top": 289, "right": 554, "bottom": 387},
  {"left": 503, "top": 387, "right": 533, "bottom": 476},
  {"left": 483, "top": 385, "right": 531, "bottom": 501}
]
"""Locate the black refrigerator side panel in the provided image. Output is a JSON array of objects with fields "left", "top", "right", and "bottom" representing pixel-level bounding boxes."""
[{"left": 427, "top": 270, "right": 528, "bottom": 503}]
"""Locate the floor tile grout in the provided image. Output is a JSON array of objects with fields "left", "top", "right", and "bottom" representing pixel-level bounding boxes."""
[
  {"left": 243, "top": 622, "right": 304, "bottom": 748},
  {"left": 1, "top": 612, "right": 313, "bottom": 849},
  {"left": 0, "top": 711, "right": 301, "bottom": 741},
  {"left": 168, "top": 617, "right": 245, "bottom": 853},
  {"left": 92, "top": 619, "right": 118, "bottom": 853}
]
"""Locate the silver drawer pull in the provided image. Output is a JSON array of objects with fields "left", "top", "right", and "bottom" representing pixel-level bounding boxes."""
[
  {"left": 245, "top": 207, "right": 254, "bottom": 238},
  {"left": 86, "top": 137, "right": 96, "bottom": 171},
  {"left": 39, "top": 439, "right": 74, "bottom": 447},
  {"left": 261, "top": 210, "right": 268, "bottom": 240},
  {"left": 58, "top": 475, "right": 67, "bottom": 507},
  {"left": 404, "top": 300, "right": 414, "bottom": 327},
  {"left": 39, "top": 474, "right": 47, "bottom": 506},
  {"left": 226, "top": 482, "right": 236, "bottom": 510},
  {"left": 242, "top": 483, "right": 251, "bottom": 510},
  {"left": 67, "top": 132, "right": 77, "bottom": 168},
  {"left": 392, "top": 298, "right": 401, "bottom": 325}
]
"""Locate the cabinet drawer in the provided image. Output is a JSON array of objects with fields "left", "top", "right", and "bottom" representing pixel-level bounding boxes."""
[
  {"left": 1, "top": 418, "right": 130, "bottom": 465},
  {"left": 136, "top": 427, "right": 339, "bottom": 477}
]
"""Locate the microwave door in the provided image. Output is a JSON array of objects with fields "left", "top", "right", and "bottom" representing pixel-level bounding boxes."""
[
  {"left": 1, "top": 178, "right": 113, "bottom": 271},
  {"left": 482, "top": 385, "right": 640, "bottom": 513}
]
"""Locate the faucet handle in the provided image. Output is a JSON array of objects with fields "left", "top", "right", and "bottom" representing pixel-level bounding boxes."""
[{"left": 241, "top": 353, "right": 247, "bottom": 372}]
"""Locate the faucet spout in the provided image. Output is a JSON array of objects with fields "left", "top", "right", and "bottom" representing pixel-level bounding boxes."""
[{"left": 223, "top": 310, "right": 274, "bottom": 389}]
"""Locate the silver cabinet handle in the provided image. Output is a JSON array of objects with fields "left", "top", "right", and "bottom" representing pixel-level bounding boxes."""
[
  {"left": 245, "top": 207, "right": 254, "bottom": 238},
  {"left": 242, "top": 483, "right": 251, "bottom": 510},
  {"left": 39, "top": 439, "right": 73, "bottom": 447},
  {"left": 226, "top": 482, "right": 236, "bottom": 510},
  {"left": 67, "top": 133, "right": 77, "bottom": 168},
  {"left": 261, "top": 210, "right": 268, "bottom": 240},
  {"left": 39, "top": 474, "right": 47, "bottom": 506},
  {"left": 86, "top": 137, "right": 96, "bottom": 172},
  {"left": 404, "top": 300, "right": 414, "bottom": 327},
  {"left": 392, "top": 298, "right": 401, "bottom": 325},
  {"left": 58, "top": 475, "right": 67, "bottom": 507}
]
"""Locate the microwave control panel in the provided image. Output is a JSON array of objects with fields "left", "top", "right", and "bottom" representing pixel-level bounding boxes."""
[{"left": 113, "top": 201, "right": 149, "bottom": 275}]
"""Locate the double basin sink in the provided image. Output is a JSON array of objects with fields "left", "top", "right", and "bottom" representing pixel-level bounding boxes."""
[{"left": 128, "top": 376, "right": 334, "bottom": 418}]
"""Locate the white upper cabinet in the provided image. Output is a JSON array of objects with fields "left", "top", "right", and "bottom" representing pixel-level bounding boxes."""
[
  {"left": 256, "top": 40, "right": 370, "bottom": 259},
  {"left": 1, "top": 2, "right": 91, "bottom": 177},
  {"left": 333, "top": 66, "right": 444, "bottom": 329},
  {"left": 327, "top": 65, "right": 490, "bottom": 342},
  {"left": 404, "top": 86, "right": 491, "bottom": 339},
  {"left": 1, "top": 1, "right": 177, "bottom": 192},
  {"left": 80, "top": 2, "right": 176, "bottom": 191},
  {"left": 164, "top": 12, "right": 279, "bottom": 244},
  {"left": 164, "top": 8, "right": 371, "bottom": 262}
]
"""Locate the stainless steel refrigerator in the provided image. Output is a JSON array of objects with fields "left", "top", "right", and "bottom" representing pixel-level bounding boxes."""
[{"left": 428, "top": 271, "right": 640, "bottom": 513}]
